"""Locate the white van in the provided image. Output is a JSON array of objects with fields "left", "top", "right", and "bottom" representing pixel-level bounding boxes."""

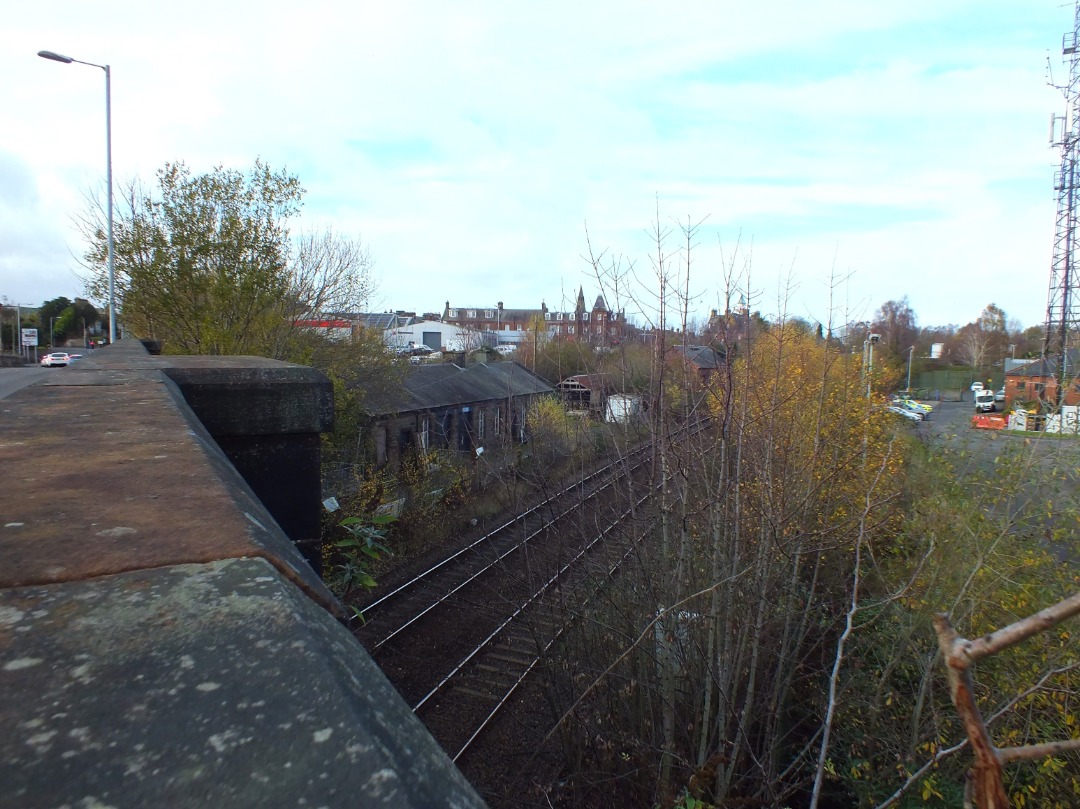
[{"left": 974, "top": 389, "right": 996, "bottom": 413}]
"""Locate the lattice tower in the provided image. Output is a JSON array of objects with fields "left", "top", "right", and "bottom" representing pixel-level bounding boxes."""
[{"left": 1044, "top": 1, "right": 1080, "bottom": 389}]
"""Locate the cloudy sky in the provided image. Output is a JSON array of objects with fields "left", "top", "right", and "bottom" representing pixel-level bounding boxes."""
[{"left": 1, "top": 1, "right": 1072, "bottom": 331}]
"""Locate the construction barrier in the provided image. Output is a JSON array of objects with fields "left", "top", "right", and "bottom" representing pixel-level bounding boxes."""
[{"left": 971, "top": 414, "right": 1007, "bottom": 430}]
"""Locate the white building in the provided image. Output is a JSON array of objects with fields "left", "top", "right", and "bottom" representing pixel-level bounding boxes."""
[{"left": 385, "top": 320, "right": 494, "bottom": 352}]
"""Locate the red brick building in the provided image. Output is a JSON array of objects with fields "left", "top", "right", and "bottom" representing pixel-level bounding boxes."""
[
  {"left": 1004, "top": 349, "right": 1080, "bottom": 408},
  {"left": 444, "top": 289, "right": 627, "bottom": 346}
]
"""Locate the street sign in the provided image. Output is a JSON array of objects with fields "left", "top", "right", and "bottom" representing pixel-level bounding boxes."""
[{"left": 21, "top": 328, "right": 37, "bottom": 347}]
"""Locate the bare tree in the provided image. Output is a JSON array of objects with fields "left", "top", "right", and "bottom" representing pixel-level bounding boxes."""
[{"left": 956, "top": 324, "right": 992, "bottom": 383}]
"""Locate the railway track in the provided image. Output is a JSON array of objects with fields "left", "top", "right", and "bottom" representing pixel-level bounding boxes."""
[
  {"left": 356, "top": 442, "right": 650, "bottom": 649},
  {"left": 355, "top": 420, "right": 705, "bottom": 765}
]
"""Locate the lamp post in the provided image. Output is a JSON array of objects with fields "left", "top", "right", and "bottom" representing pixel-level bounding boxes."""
[
  {"left": 866, "top": 333, "right": 880, "bottom": 399},
  {"left": 38, "top": 49, "right": 116, "bottom": 346}
]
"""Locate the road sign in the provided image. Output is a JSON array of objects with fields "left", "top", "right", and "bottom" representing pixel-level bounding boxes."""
[{"left": 21, "top": 328, "right": 37, "bottom": 347}]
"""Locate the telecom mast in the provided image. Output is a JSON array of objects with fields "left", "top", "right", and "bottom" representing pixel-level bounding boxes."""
[{"left": 1044, "top": 1, "right": 1080, "bottom": 401}]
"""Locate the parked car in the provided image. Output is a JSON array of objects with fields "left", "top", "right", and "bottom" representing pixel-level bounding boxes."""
[
  {"left": 886, "top": 405, "right": 924, "bottom": 423},
  {"left": 40, "top": 352, "right": 71, "bottom": 367},
  {"left": 974, "top": 389, "right": 997, "bottom": 413},
  {"left": 494, "top": 345, "right": 517, "bottom": 356},
  {"left": 893, "top": 395, "right": 933, "bottom": 414},
  {"left": 995, "top": 388, "right": 1005, "bottom": 403},
  {"left": 970, "top": 382, "right": 984, "bottom": 392}
]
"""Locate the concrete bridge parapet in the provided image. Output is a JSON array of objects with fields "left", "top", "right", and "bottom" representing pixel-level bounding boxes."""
[{"left": 0, "top": 340, "right": 486, "bottom": 808}]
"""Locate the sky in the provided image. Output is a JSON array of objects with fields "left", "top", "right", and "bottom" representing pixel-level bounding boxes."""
[{"left": 1, "top": 1, "right": 1074, "bottom": 332}]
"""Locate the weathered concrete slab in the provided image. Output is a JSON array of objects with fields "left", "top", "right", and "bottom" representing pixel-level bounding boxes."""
[
  {"left": 0, "top": 558, "right": 485, "bottom": 809},
  {"left": 0, "top": 372, "right": 334, "bottom": 614},
  {"left": 0, "top": 340, "right": 488, "bottom": 808}
]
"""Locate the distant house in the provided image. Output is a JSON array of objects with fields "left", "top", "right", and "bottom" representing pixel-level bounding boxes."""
[
  {"left": 541, "top": 289, "right": 627, "bottom": 345},
  {"left": 668, "top": 344, "right": 726, "bottom": 385},
  {"left": 442, "top": 301, "right": 539, "bottom": 343},
  {"left": 444, "top": 289, "right": 627, "bottom": 346},
  {"left": 704, "top": 299, "right": 751, "bottom": 345},
  {"left": 1004, "top": 349, "right": 1080, "bottom": 408},
  {"left": 363, "top": 362, "right": 555, "bottom": 468}
]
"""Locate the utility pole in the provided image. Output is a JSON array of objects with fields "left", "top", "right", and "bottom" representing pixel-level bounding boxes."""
[{"left": 1044, "top": 0, "right": 1080, "bottom": 408}]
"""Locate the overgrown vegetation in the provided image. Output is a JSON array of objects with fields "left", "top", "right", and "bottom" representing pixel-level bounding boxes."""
[
  {"left": 493, "top": 215, "right": 1080, "bottom": 809},
  {"left": 833, "top": 438, "right": 1080, "bottom": 808}
]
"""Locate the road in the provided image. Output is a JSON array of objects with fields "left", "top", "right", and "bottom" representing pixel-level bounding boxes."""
[{"left": 0, "top": 366, "right": 54, "bottom": 399}]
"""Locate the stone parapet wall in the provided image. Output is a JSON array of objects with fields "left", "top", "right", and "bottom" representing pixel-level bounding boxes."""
[{"left": 0, "top": 340, "right": 487, "bottom": 809}]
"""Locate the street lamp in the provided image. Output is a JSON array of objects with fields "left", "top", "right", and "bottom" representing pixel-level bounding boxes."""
[
  {"left": 866, "top": 333, "right": 880, "bottom": 399},
  {"left": 38, "top": 49, "right": 116, "bottom": 345}
]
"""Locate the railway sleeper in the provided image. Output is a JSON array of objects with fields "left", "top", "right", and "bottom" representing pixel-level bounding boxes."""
[
  {"left": 486, "top": 649, "right": 536, "bottom": 666},
  {"left": 452, "top": 685, "right": 504, "bottom": 702},
  {"left": 495, "top": 634, "right": 542, "bottom": 654},
  {"left": 460, "top": 670, "right": 519, "bottom": 691}
]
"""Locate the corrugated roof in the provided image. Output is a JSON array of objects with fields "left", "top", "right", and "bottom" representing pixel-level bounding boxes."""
[
  {"left": 365, "top": 361, "right": 554, "bottom": 416},
  {"left": 315, "top": 312, "right": 422, "bottom": 330},
  {"left": 1005, "top": 348, "right": 1080, "bottom": 378},
  {"left": 557, "top": 373, "right": 611, "bottom": 391},
  {"left": 357, "top": 313, "right": 403, "bottom": 330}
]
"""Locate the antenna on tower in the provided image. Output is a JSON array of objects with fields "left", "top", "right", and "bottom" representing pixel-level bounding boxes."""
[{"left": 1042, "top": 0, "right": 1080, "bottom": 407}]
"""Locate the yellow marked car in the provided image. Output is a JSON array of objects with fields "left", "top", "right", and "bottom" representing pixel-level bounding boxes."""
[{"left": 892, "top": 395, "right": 933, "bottom": 414}]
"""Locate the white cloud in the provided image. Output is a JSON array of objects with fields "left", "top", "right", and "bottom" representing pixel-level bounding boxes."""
[{"left": 0, "top": 0, "right": 1069, "bottom": 330}]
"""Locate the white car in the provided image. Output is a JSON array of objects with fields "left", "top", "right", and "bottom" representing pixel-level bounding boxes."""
[
  {"left": 40, "top": 352, "right": 71, "bottom": 367},
  {"left": 970, "top": 382, "right": 984, "bottom": 392},
  {"left": 494, "top": 345, "right": 516, "bottom": 356},
  {"left": 886, "top": 405, "right": 923, "bottom": 423}
]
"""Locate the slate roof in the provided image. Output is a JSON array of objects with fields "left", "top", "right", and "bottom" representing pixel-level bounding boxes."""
[
  {"left": 365, "top": 361, "right": 554, "bottom": 416},
  {"left": 446, "top": 306, "right": 543, "bottom": 322},
  {"left": 1005, "top": 348, "right": 1080, "bottom": 378},
  {"left": 670, "top": 344, "right": 726, "bottom": 369}
]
